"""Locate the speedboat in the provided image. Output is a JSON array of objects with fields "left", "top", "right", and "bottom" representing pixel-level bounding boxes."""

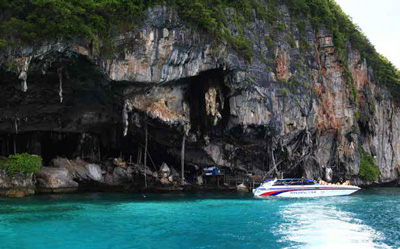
[{"left": 252, "top": 178, "right": 360, "bottom": 198}]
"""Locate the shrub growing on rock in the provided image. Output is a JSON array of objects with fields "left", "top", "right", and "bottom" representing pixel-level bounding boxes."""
[
  {"left": 0, "top": 153, "right": 42, "bottom": 175},
  {"left": 358, "top": 147, "right": 379, "bottom": 182}
]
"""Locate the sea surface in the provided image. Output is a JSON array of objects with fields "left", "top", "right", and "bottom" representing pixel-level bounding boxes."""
[{"left": 0, "top": 188, "right": 399, "bottom": 249}]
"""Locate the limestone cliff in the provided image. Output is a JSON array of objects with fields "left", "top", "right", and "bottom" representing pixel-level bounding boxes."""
[{"left": 0, "top": 2, "right": 399, "bottom": 186}]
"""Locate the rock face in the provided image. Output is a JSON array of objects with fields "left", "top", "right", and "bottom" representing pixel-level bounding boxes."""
[
  {"left": 236, "top": 183, "right": 249, "bottom": 193},
  {"left": 85, "top": 164, "right": 103, "bottom": 182},
  {"left": 159, "top": 162, "right": 171, "bottom": 178},
  {"left": 37, "top": 167, "right": 78, "bottom": 192},
  {"left": 36, "top": 158, "right": 107, "bottom": 192},
  {"left": 51, "top": 158, "right": 104, "bottom": 182},
  {"left": 111, "top": 167, "right": 133, "bottom": 186},
  {"left": 0, "top": 4, "right": 399, "bottom": 186},
  {"left": 157, "top": 162, "right": 180, "bottom": 185},
  {"left": 0, "top": 171, "right": 36, "bottom": 197}
]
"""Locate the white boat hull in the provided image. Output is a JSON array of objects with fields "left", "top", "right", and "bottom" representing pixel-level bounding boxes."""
[{"left": 253, "top": 185, "right": 360, "bottom": 198}]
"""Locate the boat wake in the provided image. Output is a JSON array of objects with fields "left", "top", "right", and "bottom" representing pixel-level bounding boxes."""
[{"left": 276, "top": 201, "right": 390, "bottom": 249}]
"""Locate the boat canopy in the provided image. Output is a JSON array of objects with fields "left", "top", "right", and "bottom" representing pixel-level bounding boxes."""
[
  {"left": 263, "top": 178, "right": 313, "bottom": 183},
  {"left": 263, "top": 179, "right": 275, "bottom": 182}
]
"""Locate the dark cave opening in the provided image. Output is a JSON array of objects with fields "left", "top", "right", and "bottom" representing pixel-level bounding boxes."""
[
  {"left": 186, "top": 68, "right": 228, "bottom": 136},
  {"left": 0, "top": 65, "right": 231, "bottom": 179},
  {"left": 187, "top": 74, "right": 206, "bottom": 136},
  {"left": 0, "top": 117, "right": 190, "bottom": 174},
  {"left": 0, "top": 129, "right": 184, "bottom": 174},
  {"left": 40, "top": 132, "right": 81, "bottom": 163},
  {"left": 0, "top": 130, "right": 124, "bottom": 165}
]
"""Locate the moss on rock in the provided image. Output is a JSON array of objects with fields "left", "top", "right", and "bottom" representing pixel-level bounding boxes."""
[{"left": 358, "top": 146, "right": 379, "bottom": 182}]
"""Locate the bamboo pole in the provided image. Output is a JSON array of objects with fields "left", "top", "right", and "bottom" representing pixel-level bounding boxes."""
[
  {"left": 137, "top": 146, "right": 142, "bottom": 165},
  {"left": 181, "top": 135, "right": 186, "bottom": 185},
  {"left": 146, "top": 148, "right": 157, "bottom": 171},
  {"left": 13, "top": 136, "right": 16, "bottom": 154},
  {"left": 144, "top": 122, "right": 148, "bottom": 188},
  {"left": 98, "top": 143, "right": 101, "bottom": 161}
]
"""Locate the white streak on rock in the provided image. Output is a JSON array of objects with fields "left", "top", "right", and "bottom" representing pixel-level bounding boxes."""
[
  {"left": 123, "top": 100, "right": 132, "bottom": 136},
  {"left": 18, "top": 56, "right": 32, "bottom": 92},
  {"left": 14, "top": 117, "right": 19, "bottom": 134},
  {"left": 57, "top": 68, "right": 63, "bottom": 103}
]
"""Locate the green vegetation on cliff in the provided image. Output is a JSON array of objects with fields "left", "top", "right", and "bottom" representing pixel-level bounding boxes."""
[
  {"left": 0, "top": 0, "right": 399, "bottom": 101},
  {"left": 286, "top": 0, "right": 400, "bottom": 103},
  {"left": 0, "top": 0, "right": 158, "bottom": 42},
  {"left": 358, "top": 146, "right": 379, "bottom": 182},
  {"left": 0, "top": 153, "right": 42, "bottom": 175}
]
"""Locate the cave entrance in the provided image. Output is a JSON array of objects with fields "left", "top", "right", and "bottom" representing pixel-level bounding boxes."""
[
  {"left": 186, "top": 68, "right": 228, "bottom": 137},
  {"left": 122, "top": 67, "right": 230, "bottom": 171}
]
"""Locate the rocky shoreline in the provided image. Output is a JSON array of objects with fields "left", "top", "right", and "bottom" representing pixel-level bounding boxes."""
[
  {"left": 2, "top": 155, "right": 397, "bottom": 198},
  {"left": 0, "top": 157, "right": 253, "bottom": 198}
]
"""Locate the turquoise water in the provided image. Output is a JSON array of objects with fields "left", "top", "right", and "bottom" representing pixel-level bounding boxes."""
[{"left": 0, "top": 188, "right": 399, "bottom": 249}]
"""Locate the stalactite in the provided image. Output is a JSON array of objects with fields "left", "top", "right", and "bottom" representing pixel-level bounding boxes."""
[
  {"left": 57, "top": 68, "right": 63, "bottom": 103},
  {"left": 122, "top": 100, "right": 132, "bottom": 136},
  {"left": 14, "top": 118, "right": 19, "bottom": 134},
  {"left": 21, "top": 75, "right": 28, "bottom": 92},
  {"left": 18, "top": 56, "right": 32, "bottom": 92}
]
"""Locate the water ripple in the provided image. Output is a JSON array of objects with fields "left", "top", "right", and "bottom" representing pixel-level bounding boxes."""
[
  {"left": 0, "top": 189, "right": 399, "bottom": 248},
  {"left": 276, "top": 201, "right": 390, "bottom": 249}
]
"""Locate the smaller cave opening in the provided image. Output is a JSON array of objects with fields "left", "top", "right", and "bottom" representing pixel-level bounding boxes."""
[
  {"left": 129, "top": 124, "right": 182, "bottom": 171},
  {"left": 40, "top": 132, "right": 81, "bottom": 163},
  {"left": 0, "top": 129, "right": 126, "bottom": 165},
  {"left": 0, "top": 126, "right": 187, "bottom": 173},
  {"left": 185, "top": 68, "right": 228, "bottom": 136}
]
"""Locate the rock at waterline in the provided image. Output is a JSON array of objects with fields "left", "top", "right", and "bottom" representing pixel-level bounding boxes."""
[
  {"left": 0, "top": 171, "right": 36, "bottom": 197},
  {"left": 112, "top": 167, "right": 133, "bottom": 185},
  {"left": 159, "top": 162, "right": 171, "bottom": 178},
  {"left": 85, "top": 164, "right": 103, "bottom": 182},
  {"left": 236, "top": 183, "right": 249, "bottom": 192},
  {"left": 51, "top": 157, "right": 104, "bottom": 183},
  {"left": 5, "top": 188, "right": 35, "bottom": 198},
  {"left": 160, "top": 177, "right": 170, "bottom": 185},
  {"left": 37, "top": 166, "right": 79, "bottom": 190}
]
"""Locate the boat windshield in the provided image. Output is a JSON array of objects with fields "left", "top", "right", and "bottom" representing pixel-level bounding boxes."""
[{"left": 272, "top": 179, "right": 314, "bottom": 186}]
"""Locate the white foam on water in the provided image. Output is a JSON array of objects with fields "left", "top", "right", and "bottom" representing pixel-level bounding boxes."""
[{"left": 276, "top": 201, "right": 390, "bottom": 249}]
